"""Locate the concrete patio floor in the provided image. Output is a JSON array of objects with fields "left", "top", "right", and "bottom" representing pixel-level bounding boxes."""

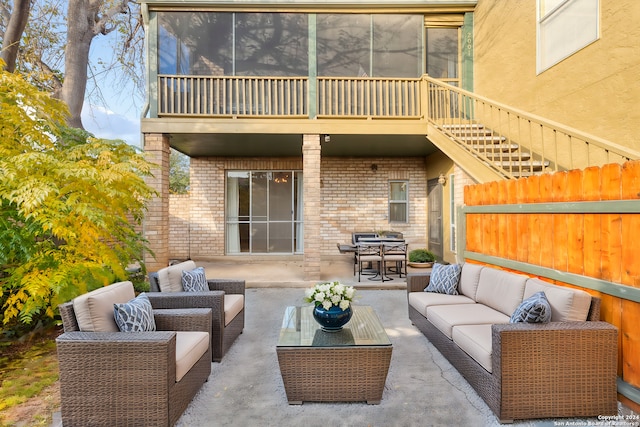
[{"left": 51, "top": 257, "right": 639, "bottom": 426}]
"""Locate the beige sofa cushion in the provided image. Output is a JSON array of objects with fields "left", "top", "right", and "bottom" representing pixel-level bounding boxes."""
[
  {"left": 475, "top": 268, "right": 527, "bottom": 316},
  {"left": 157, "top": 260, "right": 198, "bottom": 292},
  {"left": 175, "top": 331, "right": 209, "bottom": 382},
  {"left": 459, "top": 263, "right": 484, "bottom": 300},
  {"left": 408, "top": 292, "right": 475, "bottom": 317},
  {"left": 73, "top": 281, "right": 136, "bottom": 332},
  {"left": 426, "top": 304, "right": 510, "bottom": 339},
  {"left": 224, "top": 294, "right": 244, "bottom": 326},
  {"left": 524, "top": 278, "right": 592, "bottom": 321},
  {"left": 452, "top": 324, "right": 494, "bottom": 373}
]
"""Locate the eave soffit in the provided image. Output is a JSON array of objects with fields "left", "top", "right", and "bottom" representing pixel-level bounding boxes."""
[{"left": 141, "top": 0, "right": 477, "bottom": 13}]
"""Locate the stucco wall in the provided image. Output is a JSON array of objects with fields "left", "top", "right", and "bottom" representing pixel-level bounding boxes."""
[{"left": 473, "top": 0, "right": 640, "bottom": 151}]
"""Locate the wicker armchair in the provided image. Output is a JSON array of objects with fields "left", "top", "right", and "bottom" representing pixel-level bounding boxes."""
[
  {"left": 148, "top": 260, "right": 245, "bottom": 362},
  {"left": 57, "top": 281, "right": 212, "bottom": 427}
]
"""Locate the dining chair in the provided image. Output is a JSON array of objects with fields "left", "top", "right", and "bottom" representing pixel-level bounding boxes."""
[
  {"left": 356, "top": 242, "right": 384, "bottom": 282},
  {"left": 382, "top": 242, "right": 408, "bottom": 279}
]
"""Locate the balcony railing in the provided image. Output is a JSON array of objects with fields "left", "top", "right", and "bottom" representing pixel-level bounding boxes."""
[
  {"left": 158, "top": 75, "right": 308, "bottom": 117},
  {"left": 155, "top": 74, "right": 638, "bottom": 177},
  {"left": 316, "top": 77, "right": 422, "bottom": 118},
  {"left": 424, "top": 75, "right": 640, "bottom": 176},
  {"left": 157, "top": 75, "right": 423, "bottom": 119}
]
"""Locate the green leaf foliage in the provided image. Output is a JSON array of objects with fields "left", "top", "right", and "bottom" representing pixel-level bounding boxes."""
[
  {"left": 169, "top": 148, "right": 190, "bottom": 194},
  {"left": 0, "top": 63, "right": 155, "bottom": 326},
  {"left": 408, "top": 248, "right": 436, "bottom": 263}
]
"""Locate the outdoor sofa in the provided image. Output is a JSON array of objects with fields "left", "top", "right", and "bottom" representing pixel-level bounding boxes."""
[
  {"left": 407, "top": 263, "right": 618, "bottom": 423},
  {"left": 148, "top": 260, "right": 245, "bottom": 362},
  {"left": 56, "top": 281, "right": 211, "bottom": 426}
]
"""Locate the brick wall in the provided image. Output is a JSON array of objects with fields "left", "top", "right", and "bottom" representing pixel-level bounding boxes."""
[
  {"left": 169, "top": 194, "right": 190, "bottom": 260},
  {"left": 168, "top": 156, "right": 429, "bottom": 259},
  {"left": 144, "top": 133, "right": 170, "bottom": 271},
  {"left": 303, "top": 135, "right": 321, "bottom": 280},
  {"left": 320, "top": 157, "right": 428, "bottom": 252}
]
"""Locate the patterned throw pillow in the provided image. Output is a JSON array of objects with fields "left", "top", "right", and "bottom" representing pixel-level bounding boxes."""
[
  {"left": 510, "top": 291, "right": 552, "bottom": 323},
  {"left": 113, "top": 294, "right": 156, "bottom": 332},
  {"left": 425, "top": 263, "right": 462, "bottom": 295},
  {"left": 182, "top": 267, "right": 208, "bottom": 292}
]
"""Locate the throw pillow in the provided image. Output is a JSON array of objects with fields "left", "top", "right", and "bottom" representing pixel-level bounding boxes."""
[
  {"left": 182, "top": 267, "right": 208, "bottom": 292},
  {"left": 510, "top": 291, "right": 552, "bottom": 323},
  {"left": 425, "top": 263, "right": 462, "bottom": 295},
  {"left": 113, "top": 294, "right": 156, "bottom": 332}
]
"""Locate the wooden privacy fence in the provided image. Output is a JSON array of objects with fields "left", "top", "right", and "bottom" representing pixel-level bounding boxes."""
[{"left": 460, "top": 160, "right": 640, "bottom": 411}]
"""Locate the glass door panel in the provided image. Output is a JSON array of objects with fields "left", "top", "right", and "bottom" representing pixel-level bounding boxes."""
[
  {"left": 269, "top": 222, "right": 293, "bottom": 253},
  {"left": 251, "top": 223, "right": 268, "bottom": 253},
  {"left": 226, "top": 170, "right": 302, "bottom": 254},
  {"left": 251, "top": 172, "right": 268, "bottom": 221},
  {"left": 269, "top": 172, "right": 293, "bottom": 221}
]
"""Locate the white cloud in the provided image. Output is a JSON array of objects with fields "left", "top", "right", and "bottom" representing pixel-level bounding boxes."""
[{"left": 81, "top": 104, "right": 142, "bottom": 148}]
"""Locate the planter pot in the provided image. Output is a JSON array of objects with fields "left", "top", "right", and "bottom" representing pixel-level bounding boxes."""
[
  {"left": 312, "top": 304, "right": 353, "bottom": 332},
  {"left": 408, "top": 262, "right": 434, "bottom": 268}
]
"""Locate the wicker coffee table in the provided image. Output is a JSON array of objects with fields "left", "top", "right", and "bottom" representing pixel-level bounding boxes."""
[{"left": 276, "top": 305, "right": 392, "bottom": 404}]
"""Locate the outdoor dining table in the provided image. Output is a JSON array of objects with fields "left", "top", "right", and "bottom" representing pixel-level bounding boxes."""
[
  {"left": 356, "top": 238, "right": 406, "bottom": 281},
  {"left": 357, "top": 237, "right": 405, "bottom": 243}
]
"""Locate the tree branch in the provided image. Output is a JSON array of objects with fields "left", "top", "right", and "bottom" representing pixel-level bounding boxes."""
[
  {"left": 1, "top": 0, "right": 31, "bottom": 72},
  {"left": 92, "top": 0, "right": 129, "bottom": 36},
  {"left": 37, "top": 58, "right": 63, "bottom": 96}
]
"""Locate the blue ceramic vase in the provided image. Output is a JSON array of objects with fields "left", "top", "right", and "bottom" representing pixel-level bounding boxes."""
[{"left": 313, "top": 304, "right": 353, "bottom": 332}]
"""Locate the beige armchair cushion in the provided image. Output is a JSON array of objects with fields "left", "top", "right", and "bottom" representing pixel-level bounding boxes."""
[
  {"left": 224, "top": 294, "right": 244, "bottom": 326},
  {"left": 175, "top": 331, "right": 210, "bottom": 382},
  {"left": 157, "top": 260, "right": 197, "bottom": 292},
  {"left": 73, "top": 281, "right": 135, "bottom": 332}
]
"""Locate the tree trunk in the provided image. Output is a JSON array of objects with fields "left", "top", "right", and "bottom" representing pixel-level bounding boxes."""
[
  {"left": 0, "top": 0, "right": 31, "bottom": 72},
  {"left": 59, "top": 0, "right": 97, "bottom": 129}
]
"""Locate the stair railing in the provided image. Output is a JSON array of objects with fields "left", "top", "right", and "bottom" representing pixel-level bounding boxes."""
[{"left": 424, "top": 75, "right": 640, "bottom": 178}]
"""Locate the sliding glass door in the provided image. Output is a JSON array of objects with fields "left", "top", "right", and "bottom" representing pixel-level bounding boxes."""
[{"left": 226, "top": 171, "right": 303, "bottom": 254}]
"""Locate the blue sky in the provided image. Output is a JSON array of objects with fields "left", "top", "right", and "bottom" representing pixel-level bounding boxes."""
[
  {"left": 81, "top": 34, "right": 143, "bottom": 149},
  {"left": 82, "top": 103, "right": 141, "bottom": 147}
]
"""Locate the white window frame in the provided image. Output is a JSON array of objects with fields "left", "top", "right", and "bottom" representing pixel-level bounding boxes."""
[
  {"left": 388, "top": 180, "right": 409, "bottom": 223},
  {"left": 537, "top": 0, "right": 599, "bottom": 73}
]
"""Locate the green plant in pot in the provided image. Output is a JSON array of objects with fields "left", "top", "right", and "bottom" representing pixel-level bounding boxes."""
[{"left": 408, "top": 248, "right": 436, "bottom": 267}]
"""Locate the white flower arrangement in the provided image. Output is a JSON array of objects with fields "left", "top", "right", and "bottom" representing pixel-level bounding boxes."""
[{"left": 304, "top": 281, "right": 356, "bottom": 311}]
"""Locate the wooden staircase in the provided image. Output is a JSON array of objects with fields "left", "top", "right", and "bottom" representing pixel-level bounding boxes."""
[{"left": 442, "top": 124, "right": 550, "bottom": 178}]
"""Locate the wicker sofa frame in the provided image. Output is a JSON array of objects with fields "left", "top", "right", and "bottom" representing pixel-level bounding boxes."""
[
  {"left": 407, "top": 273, "right": 619, "bottom": 424},
  {"left": 148, "top": 273, "right": 245, "bottom": 362},
  {"left": 57, "top": 303, "right": 212, "bottom": 427}
]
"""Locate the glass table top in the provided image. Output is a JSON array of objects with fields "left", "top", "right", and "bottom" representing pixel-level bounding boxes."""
[{"left": 277, "top": 305, "right": 392, "bottom": 347}]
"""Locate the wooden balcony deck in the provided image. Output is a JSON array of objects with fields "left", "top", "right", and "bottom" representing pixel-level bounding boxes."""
[{"left": 150, "top": 74, "right": 638, "bottom": 179}]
